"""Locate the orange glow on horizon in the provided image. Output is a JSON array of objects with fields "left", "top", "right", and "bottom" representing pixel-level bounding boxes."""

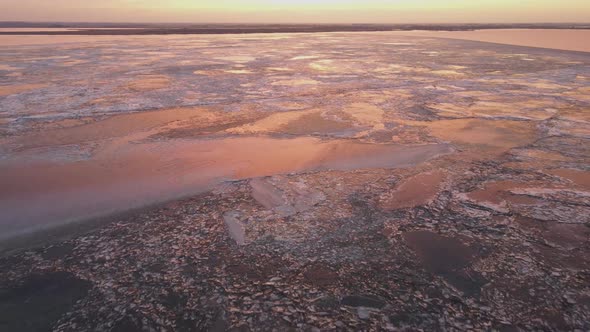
[{"left": 0, "top": 0, "right": 589, "bottom": 23}]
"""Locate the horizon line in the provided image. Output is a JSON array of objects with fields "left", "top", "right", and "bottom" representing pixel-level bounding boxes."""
[{"left": 1, "top": 21, "right": 590, "bottom": 25}]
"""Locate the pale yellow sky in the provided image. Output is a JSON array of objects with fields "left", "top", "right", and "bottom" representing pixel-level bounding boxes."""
[{"left": 0, "top": 0, "right": 589, "bottom": 23}]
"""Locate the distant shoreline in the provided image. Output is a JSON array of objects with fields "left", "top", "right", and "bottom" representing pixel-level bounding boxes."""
[{"left": 0, "top": 23, "right": 589, "bottom": 35}]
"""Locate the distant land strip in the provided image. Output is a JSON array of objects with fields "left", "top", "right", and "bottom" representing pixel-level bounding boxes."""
[{"left": 0, "top": 23, "right": 589, "bottom": 35}]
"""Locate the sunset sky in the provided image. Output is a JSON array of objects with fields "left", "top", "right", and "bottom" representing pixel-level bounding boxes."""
[{"left": 1, "top": 0, "right": 589, "bottom": 23}]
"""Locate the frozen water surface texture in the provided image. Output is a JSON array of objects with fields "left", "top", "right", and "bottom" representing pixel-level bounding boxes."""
[{"left": 0, "top": 30, "right": 589, "bottom": 331}]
